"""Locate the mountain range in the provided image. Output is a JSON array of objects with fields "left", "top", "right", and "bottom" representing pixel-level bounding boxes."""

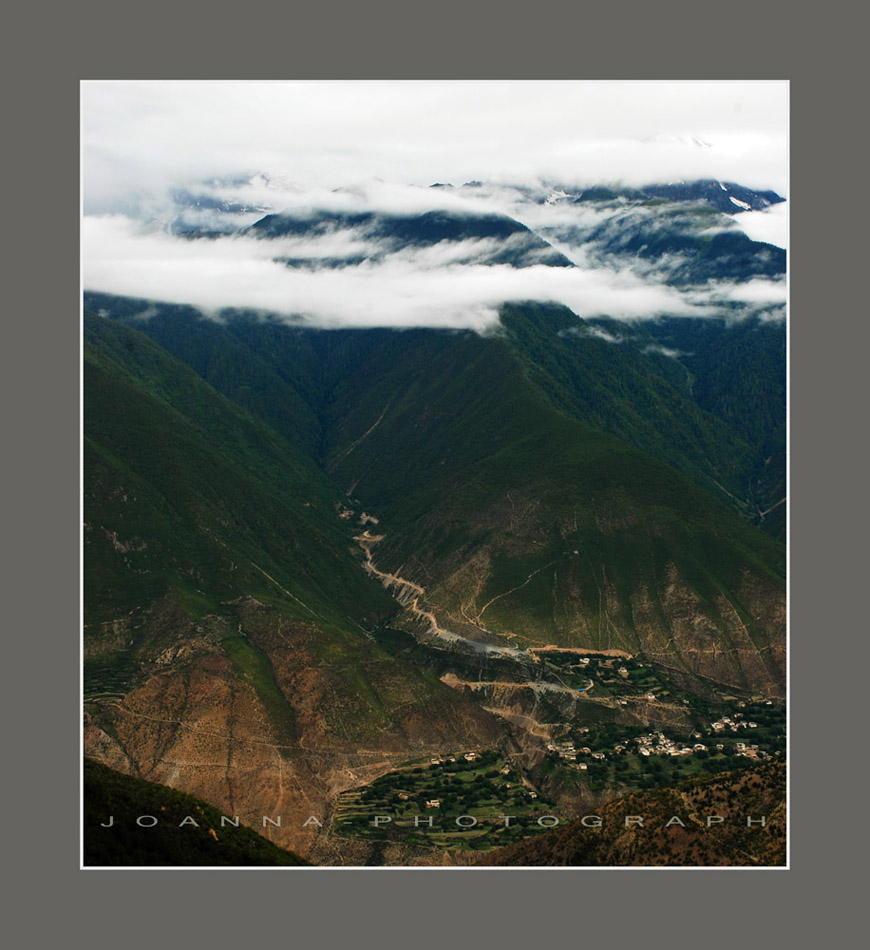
[{"left": 82, "top": 178, "right": 786, "bottom": 866}]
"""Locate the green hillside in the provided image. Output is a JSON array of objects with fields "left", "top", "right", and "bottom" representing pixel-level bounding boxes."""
[
  {"left": 87, "top": 294, "right": 781, "bottom": 530},
  {"left": 84, "top": 299, "right": 785, "bottom": 696},
  {"left": 84, "top": 312, "right": 396, "bottom": 630},
  {"left": 83, "top": 314, "right": 506, "bottom": 860},
  {"left": 320, "top": 323, "right": 784, "bottom": 693}
]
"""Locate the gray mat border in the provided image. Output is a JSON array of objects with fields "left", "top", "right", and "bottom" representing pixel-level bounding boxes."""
[{"left": 7, "top": 0, "right": 861, "bottom": 943}]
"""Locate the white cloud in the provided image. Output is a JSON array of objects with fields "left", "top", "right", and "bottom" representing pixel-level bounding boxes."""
[
  {"left": 643, "top": 343, "right": 686, "bottom": 358},
  {"left": 695, "top": 277, "right": 788, "bottom": 306},
  {"left": 586, "top": 326, "right": 624, "bottom": 344},
  {"left": 81, "top": 81, "right": 788, "bottom": 334},
  {"left": 83, "top": 80, "right": 788, "bottom": 212},
  {"left": 730, "top": 201, "right": 789, "bottom": 249},
  {"left": 83, "top": 215, "right": 716, "bottom": 331}
]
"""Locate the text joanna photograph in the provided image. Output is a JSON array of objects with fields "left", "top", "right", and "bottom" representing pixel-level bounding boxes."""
[{"left": 81, "top": 79, "right": 788, "bottom": 868}]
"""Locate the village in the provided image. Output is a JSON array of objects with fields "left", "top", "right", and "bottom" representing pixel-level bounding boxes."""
[
  {"left": 541, "top": 693, "right": 783, "bottom": 790},
  {"left": 332, "top": 671, "right": 785, "bottom": 852}
]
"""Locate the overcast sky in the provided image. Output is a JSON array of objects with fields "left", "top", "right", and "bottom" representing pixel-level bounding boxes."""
[
  {"left": 82, "top": 81, "right": 787, "bottom": 331},
  {"left": 83, "top": 80, "right": 788, "bottom": 205}
]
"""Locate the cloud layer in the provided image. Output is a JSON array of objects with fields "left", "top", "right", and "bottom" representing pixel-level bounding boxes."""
[
  {"left": 82, "top": 82, "right": 787, "bottom": 331},
  {"left": 84, "top": 215, "right": 720, "bottom": 331},
  {"left": 83, "top": 81, "right": 788, "bottom": 211}
]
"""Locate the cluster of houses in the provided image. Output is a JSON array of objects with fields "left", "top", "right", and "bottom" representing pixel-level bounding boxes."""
[
  {"left": 548, "top": 728, "right": 715, "bottom": 765},
  {"left": 546, "top": 740, "right": 589, "bottom": 769},
  {"left": 544, "top": 713, "right": 775, "bottom": 770},
  {"left": 429, "top": 755, "right": 461, "bottom": 765},
  {"left": 734, "top": 742, "right": 770, "bottom": 761},
  {"left": 710, "top": 714, "right": 759, "bottom": 733},
  {"left": 634, "top": 731, "right": 707, "bottom": 757},
  {"left": 425, "top": 751, "right": 485, "bottom": 769}
]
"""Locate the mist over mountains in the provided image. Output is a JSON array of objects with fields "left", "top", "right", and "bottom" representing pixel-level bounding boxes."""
[{"left": 84, "top": 175, "right": 785, "bottom": 333}]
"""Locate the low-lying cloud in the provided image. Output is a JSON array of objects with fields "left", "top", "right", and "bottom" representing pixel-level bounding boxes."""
[
  {"left": 730, "top": 202, "right": 789, "bottom": 249},
  {"left": 557, "top": 325, "right": 625, "bottom": 344},
  {"left": 693, "top": 277, "right": 788, "bottom": 306},
  {"left": 83, "top": 215, "right": 718, "bottom": 331}
]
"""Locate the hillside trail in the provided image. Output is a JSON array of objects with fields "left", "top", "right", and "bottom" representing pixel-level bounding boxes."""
[
  {"left": 352, "top": 531, "right": 622, "bottom": 704},
  {"left": 354, "top": 532, "right": 457, "bottom": 638}
]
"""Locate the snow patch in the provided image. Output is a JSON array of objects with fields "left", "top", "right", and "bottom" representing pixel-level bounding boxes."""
[
  {"left": 729, "top": 196, "right": 751, "bottom": 210},
  {"left": 545, "top": 189, "right": 571, "bottom": 205}
]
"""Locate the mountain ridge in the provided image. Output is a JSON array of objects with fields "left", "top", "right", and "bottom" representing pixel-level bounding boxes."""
[{"left": 82, "top": 177, "right": 786, "bottom": 865}]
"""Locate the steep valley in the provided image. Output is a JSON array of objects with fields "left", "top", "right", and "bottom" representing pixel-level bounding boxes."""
[{"left": 83, "top": 280, "right": 785, "bottom": 865}]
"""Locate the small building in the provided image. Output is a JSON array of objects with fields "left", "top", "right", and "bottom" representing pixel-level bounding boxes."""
[{"left": 425, "top": 800, "right": 441, "bottom": 809}]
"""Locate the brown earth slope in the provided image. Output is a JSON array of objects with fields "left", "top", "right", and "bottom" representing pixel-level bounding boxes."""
[
  {"left": 85, "top": 593, "right": 505, "bottom": 859},
  {"left": 482, "top": 762, "right": 786, "bottom": 867}
]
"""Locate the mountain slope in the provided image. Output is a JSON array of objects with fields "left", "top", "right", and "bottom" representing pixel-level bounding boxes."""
[
  {"left": 483, "top": 761, "right": 786, "bottom": 866},
  {"left": 83, "top": 314, "right": 506, "bottom": 858},
  {"left": 83, "top": 758, "right": 308, "bottom": 866},
  {"left": 87, "top": 292, "right": 784, "bottom": 532},
  {"left": 320, "top": 322, "right": 785, "bottom": 696},
  {"left": 84, "top": 299, "right": 785, "bottom": 698},
  {"left": 83, "top": 178, "right": 787, "bottom": 866},
  {"left": 247, "top": 207, "right": 575, "bottom": 268}
]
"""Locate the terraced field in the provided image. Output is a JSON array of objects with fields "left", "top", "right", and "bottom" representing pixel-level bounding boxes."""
[{"left": 333, "top": 749, "right": 563, "bottom": 852}]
